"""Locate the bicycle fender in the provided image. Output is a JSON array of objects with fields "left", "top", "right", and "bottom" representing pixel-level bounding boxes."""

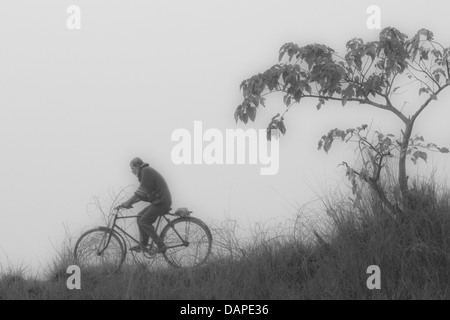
[{"left": 170, "top": 217, "right": 212, "bottom": 236}]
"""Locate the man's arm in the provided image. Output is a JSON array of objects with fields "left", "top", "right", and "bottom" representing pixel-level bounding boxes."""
[{"left": 118, "top": 194, "right": 141, "bottom": 209}]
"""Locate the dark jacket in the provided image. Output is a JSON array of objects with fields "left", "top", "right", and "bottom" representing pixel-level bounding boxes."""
[{"left": 135, "top": 165, "right": 172, "bottom": 206}]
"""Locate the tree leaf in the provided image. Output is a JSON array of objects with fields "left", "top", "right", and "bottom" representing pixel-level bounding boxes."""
[
  {"left": 318, "top": 139, "right": 324, "bottom": 150},
  {"left": 417, "top": 28, "right": 434, "bottom": 41},
  {"left": 323, "top": 137, "right": 333, "bottom": 153},
  {"left": 247, "top": 106, "right": 256, "bottom": 122},
  {"left": 420, "top": 151, "right": 428, "bottom": 162},
  {"left": 419, "top": 87, "right": 429, "bottom": 95},
  {"left": 294, "top": 90, "right": 302, "bottom": 102},
  {"left": 434, "top": 73, "right": 440, "bottom": 83},
  {"left": 438, "top": 147, "right": 450, "bottom": 153},
  {"left": 413, "top": 150, "right": 427, "bottom": 163},
  {"left": 286, "top": 96, "right": 292, "bottom": 106},
  {"left": 259, "top": 97, "right": 266, "bottom": 107},
  {"left": 242, "top": 112, "right": 249, "bottom": 124},
  {"left": 234, "top": 106, "right": 240, "bottom": 123},
  {"left": 279, "top": 48, "right": 286, "bottom": 62},
  {"left": 305, "top": 84, "right": 312, "bottom": 94},
  {"left": 277, "top": 120, "right": 287, "bottom": 135}
]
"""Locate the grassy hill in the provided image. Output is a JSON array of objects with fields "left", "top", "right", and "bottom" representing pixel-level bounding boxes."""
[{"left": 1, "top": 176, "right": 449, "bottom": 300}]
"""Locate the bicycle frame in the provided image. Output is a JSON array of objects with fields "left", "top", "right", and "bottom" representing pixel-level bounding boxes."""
[
  {"left": 75, "top": 206, "right": 212, "bottom": 271},
  {"left": 100, "top": 208, "right": 188, "bottom": 253}
]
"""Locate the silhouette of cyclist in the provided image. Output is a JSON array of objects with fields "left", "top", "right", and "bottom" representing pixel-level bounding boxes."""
[{"left": 116, "top": 157, "right": 172, "bottom": 254}]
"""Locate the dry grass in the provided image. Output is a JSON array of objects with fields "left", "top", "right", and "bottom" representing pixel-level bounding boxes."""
[{"left": 1, "top": 174, "right": 450, "bottom": 300}]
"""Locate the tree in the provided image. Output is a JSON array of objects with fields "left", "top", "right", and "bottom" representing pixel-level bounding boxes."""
[{"left": 235, "top": 27, "right": 449, "bottom": 214}]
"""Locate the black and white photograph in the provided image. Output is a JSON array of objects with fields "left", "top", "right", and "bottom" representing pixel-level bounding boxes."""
[{"left": 1, "top": 0, "right": 449, "bottom": 303}]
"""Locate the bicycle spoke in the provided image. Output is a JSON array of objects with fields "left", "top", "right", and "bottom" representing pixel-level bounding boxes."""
[
  {"left": 74, "top": 229, "right": 125, "bottom": 273},
  {"left": 160, "top": 217, "right": 212, "bottom": 268}
]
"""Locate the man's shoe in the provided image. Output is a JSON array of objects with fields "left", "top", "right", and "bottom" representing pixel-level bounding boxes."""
[
  {"left": 158, "top": 245, "right": 167, "bottom": 254},
  {"left": 146, "top": 245, "right": 167, "bottom": 255}
]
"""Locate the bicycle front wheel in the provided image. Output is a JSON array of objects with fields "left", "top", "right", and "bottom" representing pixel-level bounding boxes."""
[
  {"left": 160, "top": 217, "right": 212, "bottom": 268},
  {"left": 74, "top": 228, "right": 126, "bottom": 274}
]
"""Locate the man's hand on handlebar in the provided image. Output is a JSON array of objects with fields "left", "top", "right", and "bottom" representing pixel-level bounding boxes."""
[
  {"left": 115, "top": 203, "right": 133, "bottom": 210},
  {"left": 115, "top": 194, "right": 141, "bottom": 210}
]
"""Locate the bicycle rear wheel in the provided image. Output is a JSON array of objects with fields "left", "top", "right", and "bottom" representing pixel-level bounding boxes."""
[
  {"left": 74, "top": 228, "right": 126, "bottom": 274},
  {"left": 160, "top": 217, "right": 212, "bottom": 268}
]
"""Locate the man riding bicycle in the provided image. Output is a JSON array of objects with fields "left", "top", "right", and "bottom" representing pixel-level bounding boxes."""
[{"left": 116, "top": 157, "right": 172, "bottom": 254}]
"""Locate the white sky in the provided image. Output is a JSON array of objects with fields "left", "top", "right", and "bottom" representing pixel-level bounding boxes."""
[{"left": 0, "top": 0, "right": 449, "bottom": 275}]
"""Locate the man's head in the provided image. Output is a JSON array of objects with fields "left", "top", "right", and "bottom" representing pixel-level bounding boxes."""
[{"left": 130, "top": 157, "right": 144, "bottom": 177}]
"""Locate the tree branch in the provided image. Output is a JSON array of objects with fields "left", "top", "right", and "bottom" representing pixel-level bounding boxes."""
[
  {"left": 406, "top": 66, "right": 433, "bottom": 92},
  {"left": 430, "top": 40, "right": 445, "bottom": 51},
  {"left": 299, "top": 94, "right": 409, "bottom": 124},
  {"left": 362, "top": 56, "right": 375, "bottom": 82},
  {"left": 417, "top": 59, "right": 441, "bottom": 89},
  {"left": 412, "top": 83, "right": 450, "bottom": 121},
  {"left": 386, "top": 72, "right": 398, "bottom": 97}
]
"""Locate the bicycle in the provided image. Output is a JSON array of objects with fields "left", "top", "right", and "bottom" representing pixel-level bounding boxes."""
[{"left": 74, "top": 206, "right": 213, "bottom": 273}]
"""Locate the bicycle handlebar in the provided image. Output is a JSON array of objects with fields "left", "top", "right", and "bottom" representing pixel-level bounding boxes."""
[{"left": 114, "top": 205, "right": 134, "bottom": 212}]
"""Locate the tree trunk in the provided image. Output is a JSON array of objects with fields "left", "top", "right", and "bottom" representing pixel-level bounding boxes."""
[{"left": 398, "top": 119, "right": 414, "bottom": 206}]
